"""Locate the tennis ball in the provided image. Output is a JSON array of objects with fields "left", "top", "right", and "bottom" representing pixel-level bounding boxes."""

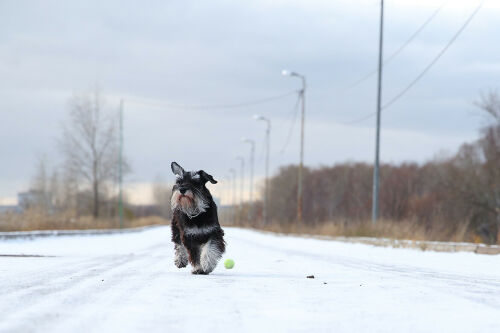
[{"left": 224, "top": 258, "right": 235, "bottom": 269}]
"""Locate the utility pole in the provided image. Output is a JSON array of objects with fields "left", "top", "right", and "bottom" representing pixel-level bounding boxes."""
[
  {"left": 243, "top": 138, "right": 255, "bottom": 221},
  {"left": 282, "top": 70, "right": 306, "bottom": 223},
  {"left": 235, "top": 156, "right": 245, "bottom": 223},
  {"left": 372, "top": 0, "right": 384, "bottom": 224},
  {"left": 254, "top": 115, "right": 271, "bottom": 225},
  {"left": 264, "top": 122, "right": 270, "bottom": 225},
  {"left": 118, "top": 99, "right": 124, "bottom": 229},
  {"left": 298, "top": 78, "right": 305, "bottom": 224}
]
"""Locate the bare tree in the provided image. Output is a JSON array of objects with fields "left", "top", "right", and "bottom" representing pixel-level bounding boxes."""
[
  {"left": 474, "top": 91, "right": 500, "bottom": 241},
  {"left": 476, "top": 90, "right": 500, "bottom": 122},
  {"left": 60, "top": 89, "right": 126, "bottom": 218},
  {"left": 29, "top": 155, "right": 52, "bottom": 212},
  {"left": 152, "top": 175, "right": 173, "bottom": 219}
]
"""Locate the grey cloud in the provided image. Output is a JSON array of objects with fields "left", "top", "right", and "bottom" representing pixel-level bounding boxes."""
[{"left": 0, "top": 0, "right": 498, "bottom": 198}]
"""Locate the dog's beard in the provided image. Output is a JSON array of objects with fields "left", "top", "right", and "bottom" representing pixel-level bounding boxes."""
[{"left": 171, "top": 189, "right": 209, "bottom": 219}]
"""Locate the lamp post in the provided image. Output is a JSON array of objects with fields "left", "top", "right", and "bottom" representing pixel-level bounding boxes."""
[
  {"left": 253, "top": 115, "right": 271, "bottom": 225},
  {"left": 228, "top": 168, "right": 236, "bottom": 224},
  {"left": 242, "top": 137, "right": 255, "bottom": 221},
  {"left": 282, "top": 70, "right": 306, "bottom": 223},
  {"left": 235, "top": 156, "right": 245, "bottom": 223}
]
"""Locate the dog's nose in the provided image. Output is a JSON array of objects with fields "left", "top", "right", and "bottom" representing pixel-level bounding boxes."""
[{"left": 179, "top": 187, "right": 187, "bottom": 195}]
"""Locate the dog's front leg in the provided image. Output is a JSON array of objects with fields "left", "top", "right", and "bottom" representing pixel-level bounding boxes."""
[
  {"left": 187, "top": 245, "right": 206, "bottom": 274},
  {"left": 174, "top": 243, "right": 188, "bottom": 268},
  {"left": 199, "top": 239, "right": 222, "bottom": 274},
  {"left": 172, "top": 222, "right": 188, "bottom": 268}
]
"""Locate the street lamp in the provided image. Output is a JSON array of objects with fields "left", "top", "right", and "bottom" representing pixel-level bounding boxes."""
[
  {"left": 282, "top": 69, "right": 306, "bottom": 223},
  {"left": 253, "top": 114, "right": 271, "bottom": 225},
  {"left": 242, "top": 137, "right": 255, "bottom": 221},
  {"left": 235, "top": 156, "right": 245, "bottom": 223}
]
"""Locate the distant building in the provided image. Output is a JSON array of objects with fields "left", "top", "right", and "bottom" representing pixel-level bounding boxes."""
[
  {"left": 17, "top": 190, "right": 50, "bottom": 212},
  {"left": 0, "top": 205, "right": 19, "bottom": 214}
]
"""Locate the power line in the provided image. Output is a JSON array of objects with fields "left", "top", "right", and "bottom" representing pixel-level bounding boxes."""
[
  {"left": 347, "top": 2, "right": 445, "bottom": 90},
  {"left": 382, "top": 0, "right": 484, "bottom": 110},
  {"left": 341, "top": 111, "right": 376, "bottom": 125},
  {"left": 341, "top": 0, "right": 484, "bottom": 125},
  {"left": 280, "top": 93, "right": 302, "bottom": 154},
  {"left": 257, "top": 134, "right": 266, "bottom": 163},
  {"left": 127, "top": 90, "right": 298, "bottom": 110},
  {"left": 282, "top": 91, "right": 301, "bottom": 124},
  {"left": 384, "top": 3, "right": 447, "bottom": 66}
]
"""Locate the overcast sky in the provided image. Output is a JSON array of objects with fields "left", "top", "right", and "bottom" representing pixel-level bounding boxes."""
[{"left": 1, "top": 0, "right": 499, "bottom": 204}]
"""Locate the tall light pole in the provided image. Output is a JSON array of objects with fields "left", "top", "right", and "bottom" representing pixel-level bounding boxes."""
[
  {"left": 118, "top": 99, "right": 124, "bottom": 229},
  {"left": 282, "top": 70, "right": 306, "bottom": 223},
  {"left": 228, "top": 168, "right": 236, "bottom": 224},
  {"left": 254, "top": 115, "right": 271, "bottom": 225},
  {"left": 235, "top": 156, "right": 245, "bottom": 223},
  {"left": 372, "top": 0, "right": 384, "bottom": 224},
  {"left": 242, "top": 137, "right": 255, "bottom": 221}
]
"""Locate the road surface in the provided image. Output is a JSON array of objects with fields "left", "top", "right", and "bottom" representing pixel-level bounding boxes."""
[{"left": 1, "top": 226, "right": 499, "bottom": 332}]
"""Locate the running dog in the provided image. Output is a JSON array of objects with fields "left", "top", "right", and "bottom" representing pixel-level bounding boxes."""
[{"left": 170, "top": 162, "right": 225, "bottom": 274}]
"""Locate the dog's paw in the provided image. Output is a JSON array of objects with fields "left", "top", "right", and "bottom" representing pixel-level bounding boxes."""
[
  {"left": 174, "top": 258, "right": 188, "bottom": 268},
  {"left": 191, "top": 268, "right": 208, "bottom": 275},
  {"left": 174, "top": 244, "right": 189, "bottom": 268}
]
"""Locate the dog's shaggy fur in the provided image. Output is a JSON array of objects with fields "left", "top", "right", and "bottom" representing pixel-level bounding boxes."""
[{"left": 170, "top": 162, "right": 225, "bottom": 274}]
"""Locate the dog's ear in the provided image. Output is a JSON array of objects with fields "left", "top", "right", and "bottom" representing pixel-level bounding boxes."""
[
  {"left": 198, "top": 170, "right": 217, "bottom": 184},
  {"left": 171, "top": 162, "right": 185, "bottom": 177}
]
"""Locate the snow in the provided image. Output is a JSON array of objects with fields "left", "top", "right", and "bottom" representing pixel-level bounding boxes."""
[{"left": 1, "top": 226, "right": 499, "bottom": 333}]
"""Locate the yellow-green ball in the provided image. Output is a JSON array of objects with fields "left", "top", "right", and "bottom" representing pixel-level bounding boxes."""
[{"left": 224, "top": 259, "right": 235, "bottom": 269}]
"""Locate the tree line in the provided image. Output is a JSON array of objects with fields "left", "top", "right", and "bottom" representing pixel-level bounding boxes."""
[{"left": 255, "top": 92, "right": 500, "bottom": 244}]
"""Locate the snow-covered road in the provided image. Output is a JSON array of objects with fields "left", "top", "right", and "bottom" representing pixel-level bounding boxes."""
[{"left": 1, "top": 226, "right": 499, "bottom": 332}]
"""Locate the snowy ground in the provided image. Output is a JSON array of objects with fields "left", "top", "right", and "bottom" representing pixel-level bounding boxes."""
[{"left": 1, "top": 226, "right": 499, "bottom": 333}]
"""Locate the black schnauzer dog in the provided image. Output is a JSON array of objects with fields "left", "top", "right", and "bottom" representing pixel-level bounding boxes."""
[{"left": 170, "top": 162, "right": 225, "bottom": 274}]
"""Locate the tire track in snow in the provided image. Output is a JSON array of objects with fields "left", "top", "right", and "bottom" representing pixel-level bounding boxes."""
[
  {"left": 229, "top": 232, "right": 500, "bottom": 308},
  {"left": 0, "top": 244, "right": 169, "bottom": 332}
]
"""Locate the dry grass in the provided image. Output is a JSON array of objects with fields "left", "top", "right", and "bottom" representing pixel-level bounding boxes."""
[
  {"left": 0, "top": 210, "right": 480, "bottom": 244},
  {"left": 230, "top": 218, "right": 476, "bottom": 244},
  {"left": 0, "top": 209, "right": 169, "bottom": 232}
]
